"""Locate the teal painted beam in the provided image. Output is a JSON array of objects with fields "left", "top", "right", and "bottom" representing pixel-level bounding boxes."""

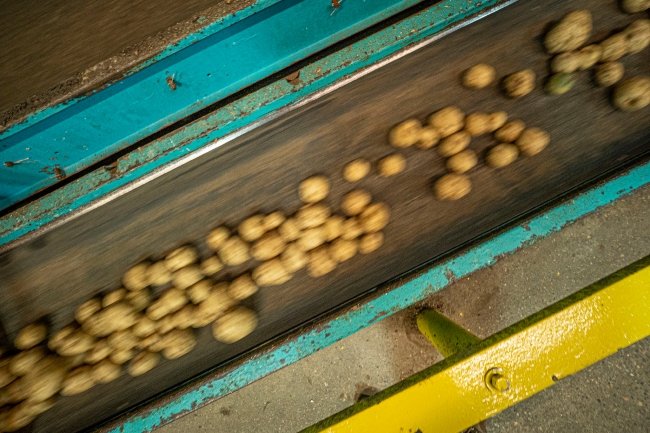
[
  {"left": 104, "top": 157, "right": 650, "bottom": 433},
  {"left": 0, "top": 0, "right": 424, "bottom": 210},
  {"left": 0, "top": 0, "right": 512, "bottom": 250}
]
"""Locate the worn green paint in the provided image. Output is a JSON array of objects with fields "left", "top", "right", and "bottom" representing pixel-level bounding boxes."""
[{"left": 0, "top": 0, "right": 512, "bottom": 249}]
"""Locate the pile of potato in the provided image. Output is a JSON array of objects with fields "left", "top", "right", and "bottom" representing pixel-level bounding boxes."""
[
  {"left": 0, "top": 170, "right": 392, "bottom": 430},
  {"left": 210, "top": 175, "right": 390, "bottom": 283},
  {"left": 544, "top": 10, "right": 650, "bottom": 110},
  {"left": 389, "top": 107, "right": 550, "bottom": 201}
]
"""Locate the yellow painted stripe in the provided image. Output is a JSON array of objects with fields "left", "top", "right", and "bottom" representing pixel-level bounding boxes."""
[{"left": 309, "top": 260, "right": 650, "bottom": 433}]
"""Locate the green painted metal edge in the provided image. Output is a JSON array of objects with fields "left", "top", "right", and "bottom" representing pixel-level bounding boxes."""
[{"left": 0, "top": 0, "right": 516, "bottom": 251}]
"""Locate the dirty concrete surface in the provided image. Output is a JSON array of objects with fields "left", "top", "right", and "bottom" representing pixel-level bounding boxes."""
[
  {"left": 0, "top": 0, "right": 257, "bottom": 127},
  {"left": 158, "top": 184, "right": 650, "bottom": 432}
]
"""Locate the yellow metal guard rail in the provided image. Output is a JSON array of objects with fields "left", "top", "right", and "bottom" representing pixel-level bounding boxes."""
[{"left": 303, "top": 255, "right": 650, "bottom": 433}]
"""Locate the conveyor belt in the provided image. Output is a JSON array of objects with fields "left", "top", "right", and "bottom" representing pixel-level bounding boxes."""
[{"left": 1, "top": 0, "right": 649, "bottom": 431}]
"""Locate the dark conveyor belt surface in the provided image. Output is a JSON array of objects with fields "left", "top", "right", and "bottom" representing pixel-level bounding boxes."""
[{"left": 0, "top": 0, "right": 649, "bottom": 431}]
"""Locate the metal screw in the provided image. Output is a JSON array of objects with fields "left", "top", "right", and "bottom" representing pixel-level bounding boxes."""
[{"left": 485, "top": 367, "right": 510, "bottom": 393}]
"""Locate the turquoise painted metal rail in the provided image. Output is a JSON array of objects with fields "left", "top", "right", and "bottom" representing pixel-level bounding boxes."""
[
  {"left": 0, "top": 0, "right": 424, "bottom": 210},
  {"left": 0, "top": 0, "right": 512, "bottom": 250},
  {"left": 102, "top": 158, "right": 650, "bottom": 433}
]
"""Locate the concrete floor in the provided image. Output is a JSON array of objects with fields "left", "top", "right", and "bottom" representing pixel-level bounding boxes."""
[{"left": 156, "top": 183, "right": 650, "bottom": 433}]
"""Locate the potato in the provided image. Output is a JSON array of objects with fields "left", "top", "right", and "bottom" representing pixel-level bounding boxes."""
[
  {"left": 340, "top": 218, "right": 364, "bottom": 240},
  {"left": 299, "top": 176, "right": 330, "bottom": 203},
  {"left": 186, "top": 279, "right": 213, "bottom": 304},
  {"left": 378, "top": 154, "right": 406, "bottom": 177},
  {"left": 155, "top": 314, "right": 178, "bottom": 335},
  {"left": 438, "top": 131, "right": 471, "bottom": 157},
  {"left": 578, "top": 45, "right": 603, "bottom": 70},
  {"left": 462, "top": 64, "right": 495, "bottom": 89},
  {"left": 343, "top": 159, "right": 371, "bottom": 182},
  {"left": 330, "top": 238, "right": 358, "bottom": 263},
  {"left": 99, "top": 302, "right": 138, "bottom": 335},
  {"left": 22, "top": 357, "right": 68, "bottom": 402},
  {"left": 4, "top": 401, "right": 40, "bottom": 431},
  {"left": 125, "top": 288, "right": 152, "bottom": 311},
  {"left": 65, "top": 353, "right": 86, "bottom": 368},
  {"left": 172, "top": 265, "right": 203, "bottom": 290},
  {"left": 48, "top": 325, "right": 77, "bottom": 351},
  {"left": 206, "top": 226, "right": 230, "bottom": 251},
  {"left": 161, "top": 329, "right": 196, "bottom": 360},
  {"left": 487, "top": 112, "right": 508, "bottom": 132},
  {"left": 251, "top": 231, "right": 286, "bottom": 261},
  {"left": 133, "top": 316, "right": 158, "bottom": 338},
  {"left": 14, "top": 323, "right": 47, "bottom": 350},
  {"left": 54, "top": 329, "right": 95, "bottom": 357},
  {"left": 218, "top": 236, "right": 250, "bottom": 266},
  {"left": 613, "top": 77, "right": 650, "bottom": 111},
  {"left": 122, "top": 262, "right": 150, "bottom": 291},
  {"left": 165, "top": 245, "right": 199, "bottom": 272},
  {"left": 212, "top": 307, "right": 258, "bottom": 344},
  {"left": 503, "top": 70, "right": 536, "bottom": 98},
  {"left": 494, "top": 120, "right": 526, "bottom": 142},
  {"left": 84, "top": 339, "right": 112, "bottom": 364},
  {"left": 75, "top": 299, "right": 102, "bottom": 325},
  {"left": 308, "top": 246, "right": 337, "bottom": 278},
  {"left": 464, "top": 113, "right": 491, "bottom": 136},
  {"left": 297, "top": 226, "right": 328, "bottom": 251},
  {"left": 595, "top": 62, "right": 625, "bottom": 87},
  {"left": 60, "top": 366, "right": 95, "bottom": 396},
  {"left": 621, "top": 0, "right": 650, "bottom": 13},
  {"left": 544, "top": 10, "right": 592, "bottom": 54},
  {"left": 138, "top": 333, "right": 163, "bottom": 351},
  {"left": 280, "top": 243, "right": 309, "bottom": 273},
  {"left": 128, "top": 351, "right": 160, "bottom": 377},
  {"left": 192, "top": 284, "right": 236, "bottom": 327},
  {"left": 228, "top": 274, "right": 258, "bottom": 300},
  {"left": 428, "top": 106, "right": 465, "bottom": 138},
  {"left": 388, "top": 119, "right": 422, "bottom": 147},
  {"left": 546, "top": 73, "right": 576, "bottom": 95},
  {"left": 341, "top": 190, "right": 372, "bottom": 216},
  {"left": 296, "top": 203, "right": 331, "bottom": 229},
  {"left": 109, "top": 348, "right": 135, "bottom": 365},
  {"left": 359, "top": 232, "right": 384, "bottom": 254},
  {"left": 359, "top": 203, "right": 390, "bottom": 233},
  {"left": 433, "top": 174, "right": 472, "bottom": 201},
  {"left": 200, "top": 256, "right": 224, "bottom": 276},
  {"left": 416, "top": 126, "right": 440, "bottom": 149},
  {"left": 172, "top": 304, "right": 196, "bottom": 329},
  {"left": 516, "top": 128, "right": 550, "bottom": 156},
  {"left": 0, "top": 359, "right": 15, "bottom": 388},
  {"left": 147, "top": 261, "right": 173, "bottom": 287},
  {"left": 91, "top": 359, "right": 122, "bottom": 384},
  {"left": 102, "top": 288, "right": 127, "bottom": 307},
  {"left": 252, "top": 259, "right": 292, "bottom": 286},
  {"left": 9, "top": 347, "right": 46, "bottom": 376},
  {"left": 550, "top": 52, "right": 581, "bottom": 73},
  {"left": 263, "top": 212, "right": 286, "bottom": 231},
  {"left": 446, "top": 149, "right": 478, "bottom": 174},
  {"left": 325, "top": 215, "right": 345, "bottom": 242},
  {"left": 624, "top": 19, "right": 650, "bottom": 53},
  {"left": 238, "top": 215, "right": 267, "bottom": 242},
  {"left": 278, "top": 218, "right": 302, "bottom": 242},
  {"left": 600, "top": 33, "right": 629, "bottom": 62},
  {"left": 107, "top": 329, "right": 139, "bottom": 351},
  {"left": 487, "top": 143, "right": 519, "bottom": 168},
  {"left": 146, "top": 288, "right": 188, "bottom": 320},
  {"left": 7, "top": 377, "right": 28, "bottom": 402}
]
